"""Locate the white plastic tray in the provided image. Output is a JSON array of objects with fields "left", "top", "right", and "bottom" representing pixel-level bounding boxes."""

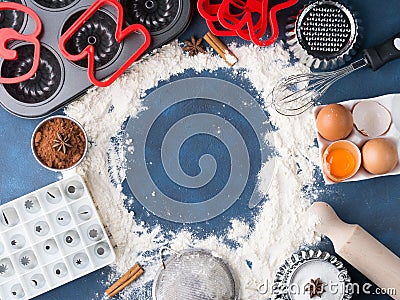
[
  {"left": 0, "top": 175, "right": 115, "bottom": 299},
  {"left": 313, "top": 93, "right": 400, "bottom": 184}
]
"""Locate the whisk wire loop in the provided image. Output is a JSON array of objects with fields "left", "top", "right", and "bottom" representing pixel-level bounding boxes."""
[{"left": 272, "top": 59, "right": 368, "bottom": 116}]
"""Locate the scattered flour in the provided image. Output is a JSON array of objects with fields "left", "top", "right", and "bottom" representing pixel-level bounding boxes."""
[{"left": 63, "top": 40, "right": 321, "bottom": 299}]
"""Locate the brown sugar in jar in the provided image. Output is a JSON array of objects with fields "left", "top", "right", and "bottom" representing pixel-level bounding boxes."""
[{"left": 32, "top": 116, "right": 87, "bottom": 170}]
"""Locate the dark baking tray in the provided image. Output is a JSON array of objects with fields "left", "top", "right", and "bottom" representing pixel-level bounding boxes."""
[{"left": 0, "top": 0, "right": 193, "bottom": 118}]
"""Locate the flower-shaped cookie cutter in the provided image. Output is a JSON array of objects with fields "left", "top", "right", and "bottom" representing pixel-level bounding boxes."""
[
  {"left": 0, "top": 2, "right": 42, "bottom": 84},
  {"left": 59, "top": 0, "right": 151, "bottom": 87},
  {"left": 198, "top": 0, "right": 298, "bottom": 46}
]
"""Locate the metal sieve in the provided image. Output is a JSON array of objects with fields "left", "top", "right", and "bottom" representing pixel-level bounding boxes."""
[{"left": 152, "top": 248, "right": 239, "bottom": 300}]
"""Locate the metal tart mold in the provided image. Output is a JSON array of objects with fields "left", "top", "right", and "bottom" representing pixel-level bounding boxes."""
[
  {"left": 273, "top": 248, "right": 353, "bottom": 300},
  {"left": 286, "top": 0, "right": 362, "bottom": 70}
]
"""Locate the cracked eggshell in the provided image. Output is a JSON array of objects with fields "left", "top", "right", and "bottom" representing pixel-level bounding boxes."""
[
  {"left": 352, "top": 101, "right": 392, "bottom": 137},
  {"left": 322, "top": 140, "right": 361, "bottom": 182}
]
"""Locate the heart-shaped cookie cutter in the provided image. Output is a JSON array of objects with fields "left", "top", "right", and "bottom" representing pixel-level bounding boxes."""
[
  {"left": 0, "top": 2, "right": 42, "bottom": 84},
  {"left": 59, "top": 0, "right": 151, "bottom": 87}
]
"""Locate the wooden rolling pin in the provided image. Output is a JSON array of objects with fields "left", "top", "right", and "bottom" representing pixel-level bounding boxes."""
[{"left": 309, "top": 202, "right": 400, "bottom": 300}]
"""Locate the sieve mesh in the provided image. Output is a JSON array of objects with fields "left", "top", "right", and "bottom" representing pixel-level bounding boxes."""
[{"left": 153, "top": 249, "right": 238, "bottom": 300}]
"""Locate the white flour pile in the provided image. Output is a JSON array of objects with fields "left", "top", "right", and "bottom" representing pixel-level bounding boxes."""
[{"left": 63, "top": 40, "right": 322, "bottom": 299}]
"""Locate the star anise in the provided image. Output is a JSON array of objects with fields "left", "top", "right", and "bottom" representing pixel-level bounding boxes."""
[
  {"left": 183, "top": 35, "right": 206, "bottom": 56},
  {"left": 305, "top": 278, "right": 325, "bottom": 298},
  {"left": 53, "top": 133, "right": 72, "bottom": 154}
]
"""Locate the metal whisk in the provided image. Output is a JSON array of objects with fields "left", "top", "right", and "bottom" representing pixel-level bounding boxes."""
[
  {"left": 272, "top": 32, "right": 400, "bottom": 116},
  {"left": 272, "top": 59, "right": 367, "bottom": 116}
]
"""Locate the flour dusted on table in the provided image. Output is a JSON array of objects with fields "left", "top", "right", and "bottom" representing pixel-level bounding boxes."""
[{"left": 63, "top": 40, "right": 321, "bottom": 299}]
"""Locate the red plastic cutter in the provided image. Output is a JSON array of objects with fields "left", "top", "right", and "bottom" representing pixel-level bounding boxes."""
[
  {"left": 0, "top": 2, "right": 42, "bottom": 84},
  {"left": 59, "top": 0, "right": 151, "bottom": 87},
  {"left": 197, "top": 0, "right": 237, "bottom": 36},
  {"left": 198, "top": 0, "right": 298, "bottom": 47}
]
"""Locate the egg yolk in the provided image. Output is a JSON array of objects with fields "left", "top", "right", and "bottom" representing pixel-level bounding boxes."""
[{"left": 326, "top": 148, "right": 356, "bottom": 178}]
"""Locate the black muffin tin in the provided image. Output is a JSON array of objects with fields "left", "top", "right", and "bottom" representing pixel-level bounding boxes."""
[{"left": 0, "top": 0, "right": 193, "bottom": 118}]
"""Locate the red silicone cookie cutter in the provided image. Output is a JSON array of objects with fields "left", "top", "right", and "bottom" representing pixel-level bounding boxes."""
[
  {"left": 0, "top": 2, "right": 42, "bottom": 84},
  {"left": 197, "top": 0, "right": 237, "bottom": 36},
  {"left": 198, "top": 0, "right": 298, "bottom": 47},
  {"left": 217, "top": 0, "right": 267, "bottom": 41},
  {"left": 59, "top": 0, "right": 151, "bottom": 88},
  {"left": 250, "top": 0, "right": 298, "bottom": 46}
]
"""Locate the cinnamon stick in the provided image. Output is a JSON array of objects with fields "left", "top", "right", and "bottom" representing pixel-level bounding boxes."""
[
  {"left": 108, "top": 268, "right": 144, "bottom": 298},
  {"left": 106, "top": 263, "right": 144, "bottom": 298},
  {"left": 203, "top": 31, "right": 238, "bottom": 66}
]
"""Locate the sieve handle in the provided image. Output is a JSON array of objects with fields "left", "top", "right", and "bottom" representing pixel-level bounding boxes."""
[{"left": 364, "top": 32, "right": 400, "bottom": 71}]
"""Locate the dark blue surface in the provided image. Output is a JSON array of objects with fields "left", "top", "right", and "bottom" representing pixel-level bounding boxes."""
[{"left": 0, "top": 0, "right": 399, "bottom": 299}]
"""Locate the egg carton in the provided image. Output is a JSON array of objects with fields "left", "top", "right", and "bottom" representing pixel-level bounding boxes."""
[
  {"left": 0, "top": 175, "right": 115, "bottom": 300},
  {"left": 313, "top": 93, "right": 400, "bottom": 184},
  {"left": 0, "top": 0, "right": 193, "bottom": 118}
]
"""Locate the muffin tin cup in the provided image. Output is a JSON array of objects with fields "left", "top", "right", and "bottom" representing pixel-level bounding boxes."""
[
  {"left": 31, "top": 115, "right": 88, "bottom": 172},
  {"left": 123, "top": 0, "right": 193, "bottom": 44},
  {"left": 0, "top": 42, "right": 65, "bottom": 106},
  {"left": 59, "top": 7, "right": 123, "bottom": 71},
  {"left": 314, "top": 93, "right": 400, "bottom": 184},
  {"left": 0, "top": 0, "right": 29, "bottom": 34}
]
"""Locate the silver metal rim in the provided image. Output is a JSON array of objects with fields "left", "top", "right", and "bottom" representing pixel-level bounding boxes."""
[
  {"left": 31, "top": 115, "right": 88, "bottom": 172},
  {"left": 272, "top": 248, "right": 353, "bottom": 300},
  {"left": 152, "top": 248, "right": 239, "bottom": 300},
  {"left": 286, "top": 0, "right": 361, "bottom": 70}
]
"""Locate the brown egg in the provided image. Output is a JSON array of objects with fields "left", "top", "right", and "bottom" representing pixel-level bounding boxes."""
[
  {"left": 316, "top": 104, "right": 353, "bottom": 141},
  {"left": 362, "top": 138, "right": 398, "bottom": 174}
]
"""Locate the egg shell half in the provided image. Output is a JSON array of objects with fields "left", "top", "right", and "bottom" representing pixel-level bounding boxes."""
[
  {"left": 352, "top": 101, "right": 392, "bottom": 137},
  {"left": 322, "top": 140, "right": 361, "bottom": 182}
]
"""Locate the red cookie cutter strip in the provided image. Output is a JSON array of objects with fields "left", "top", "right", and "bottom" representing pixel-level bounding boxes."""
[
  {"left": 198, "top": 0, "right": 298, "bottom": 47},
  {"left": 0, "top": 2, "right": 42, "bottom": 84},
  {"left": 59, "top": 0, "right": 151, "bottom": 87},
  {"left": 218, "top": 0, "right": 266, "bottom": 41},
  {"left": 197, "top": 0, "right": 237, "bottom": 36}
]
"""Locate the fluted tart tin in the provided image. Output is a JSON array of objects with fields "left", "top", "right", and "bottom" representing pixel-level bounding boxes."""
[
  {"left": 286, "top": 0, "right": 361, "bottom": 70},
  {"left": 273, "top": 249, "right": 353, "bottom": 300}
]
